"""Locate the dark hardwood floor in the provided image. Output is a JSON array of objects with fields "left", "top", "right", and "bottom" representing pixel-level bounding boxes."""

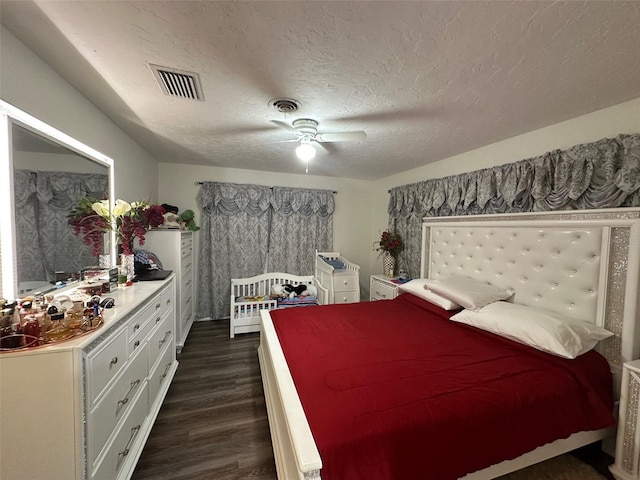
[
  {"left": 133, "top": 319, "right": 614, "bottom": 480},
  {"left": 132, "top": 320, "right": 277, "bottom": 480}
]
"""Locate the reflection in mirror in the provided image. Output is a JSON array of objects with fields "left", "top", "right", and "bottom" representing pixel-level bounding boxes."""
[
  {"left": 0, "top": 100, "right": 115, "bottom": 300},
  {"left": 13, "top": 124, "right": 110, "bottom": 295}
]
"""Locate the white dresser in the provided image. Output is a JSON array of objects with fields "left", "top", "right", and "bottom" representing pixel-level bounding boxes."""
[
  {"left": 369, "top": 274, "right": 400, "bottom": 301},
  {"left": 143, "top": 230, "right": 195, "bottom": 353},
  {"left": 0, "top": 278, "right": 177, "bottom": 480},
  {"left": 314, "top": 251, "right": 360, "bottom": 304}
]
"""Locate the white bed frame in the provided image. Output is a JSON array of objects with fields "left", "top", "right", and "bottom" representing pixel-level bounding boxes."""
[
  {"left": 230, "top": 272, "right": 323, "bottom": 338},
  {"left": 258, "top": 209, "right": 640, "bottom": 480}
]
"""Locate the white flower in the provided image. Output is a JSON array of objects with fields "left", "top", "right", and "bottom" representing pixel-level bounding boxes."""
[
  {"left": 91, "top": 200, "right": 110, "bottom": 217},
  {"left": 113, "top": 199, "right": 132, "bottom": 217}
]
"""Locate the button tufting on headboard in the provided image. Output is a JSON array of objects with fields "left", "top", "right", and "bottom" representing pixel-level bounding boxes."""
[{"left": 427, "top": 225, "right": 604, "bottom": 323}]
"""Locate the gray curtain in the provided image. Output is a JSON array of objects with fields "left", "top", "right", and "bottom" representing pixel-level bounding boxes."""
[
  {"left": 14, "top": 170, "right": 109, "bottom": 283},
  {"left": 196, "top": 182, "right": 334, "bottom": 320},
  {"left": 388, "top": 133, "right": 640, "bottom": 279},
  {"left": 268, "top": 187, "right": 334, "bottom": 275}
]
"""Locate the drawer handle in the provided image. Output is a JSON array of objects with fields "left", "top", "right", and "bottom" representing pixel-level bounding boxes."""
[
  {"left": 117, "top": 379, "right": 141, "bottom": 406},
  {"left": 118, "top": 425, "right": 141, "bottom": 461},
  {"left": 155, "top": 303, "right": 161, "bottom": 310},
  {"left": 109, "top": 357, "right": 118, "bottom": 367},
  {"left": 343, "top": 280, "right": 348, "bottom": 285},
  {"left": 160, "top": 362, "right": 172, "bottom": 379},
  {"left": 133, "top": 323, "right": 140, "bottom": 331},
  {"left": 166, "top": 298, "right": 172, "bottom": 305},
  {"left": 156, "top": 316, "right": 161, "bottom": 323},
  {"left": 376, "top": 291, "right": 387, "bottom": 298},
  {"left": 133, "top": 340, "right": 140, "bottom": 349},
  {"left": 159, "top": 331, "right": 171, "bottom": 347},
  {"left": 342, "top": 297, "right": 348, "bottom": 302},
  {"left": 185, "top": 263, "right": 192, "bottom": 270}
]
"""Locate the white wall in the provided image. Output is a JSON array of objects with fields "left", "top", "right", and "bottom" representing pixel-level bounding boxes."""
[
  {"left": 0, "top": 26, "right": 158, "bottom": 201},
  {"left": 158, "top": 163, "right": 376, "bottom": 294},
  {"left": 369, "top": 97, "right": 640, "bottom": 275}
]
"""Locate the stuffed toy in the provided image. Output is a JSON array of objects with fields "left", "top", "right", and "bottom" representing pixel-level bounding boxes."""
[
  {"left": 162, "top": 212, "right": 181, "bottom": 228},
  {"left": 180, "top": 209, "right": 200, "bottom": 231},
  {"left": 299, "top": 284, "right": 318, "bottom": 297},
  {"left": 271, "top": 283, "right": 311, "bottom": 298},
  {"left": 271, "top": 284, "right": 286, "bottom": 297}
]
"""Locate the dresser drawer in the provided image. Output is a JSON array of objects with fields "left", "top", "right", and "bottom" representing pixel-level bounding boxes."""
[
  {"left": 334, "top": 290, "right": 359, "bottom": 304},
  {"left": 148, "top": 313, "right": 173, "bottom": 370},
  {"left": 87, "top": 343, "right": 148, "bottom": 468},
  {"left": 333, "top": 274, "right": 358, "bottom": 292},
  {"left": 181, "top": 284, "right": 193, "bottom": 314},
  {"left": 128, "top": 318, "right": 154, "bottom": 357},
  {"left": 181, "top": 234, "right": 193, "bottom": 250},
  {"left": 181, "top": 268, "right": 193, "bottom": 291},
  {"left": 148, "top": 341, "right": 175, "bottom": 406},
  {"left": 91, "top": 382, "right": 149, "bottom": 480},
  {"left": 88, "top": 329, "right": 128, "bottom": 405}
]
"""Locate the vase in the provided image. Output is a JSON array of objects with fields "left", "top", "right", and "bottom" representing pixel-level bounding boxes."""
[
  {"left": 120, "top": 253, "right": 135, "bottom": 281},
  {"left": 382, "top": 252, "right": 396, "bottom": 277}
]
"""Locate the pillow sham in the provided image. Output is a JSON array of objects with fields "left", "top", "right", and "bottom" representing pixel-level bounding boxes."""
[
  {"left": 450, "top": 301, "right": 613, "bottom": 359},
  {"left": 425, "top": 275, "right": 512, "bottom": 310},
  {"left": 398, "top": 279, "right": 461, "bottom": 311}
]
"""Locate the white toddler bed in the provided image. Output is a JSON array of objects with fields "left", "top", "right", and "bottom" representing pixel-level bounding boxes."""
[{"left": 229, "top": 272, "right": 324, "bottom": 338}]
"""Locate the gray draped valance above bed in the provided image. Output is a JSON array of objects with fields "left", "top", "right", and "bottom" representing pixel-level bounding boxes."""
[{"left": 389, "top": 133, "right": 640, "bottom": 279}]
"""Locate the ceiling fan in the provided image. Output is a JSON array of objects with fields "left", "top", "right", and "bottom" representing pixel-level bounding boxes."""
[{"left": 271, "top": 118, "right": 367, "bottom": 171}]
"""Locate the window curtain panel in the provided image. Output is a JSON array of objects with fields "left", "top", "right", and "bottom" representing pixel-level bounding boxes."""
[
  {"left": 268, "top": 187, "right": 334, "bottom": 274},
  {"left": 388, "top": 133, "right": 640, "bottom": 279},
  {"left": 14, "top": 170, "right": 109, "bottom": 284},
  {"left": 196, "top": 182, "right": 335, "bottom": 320}
]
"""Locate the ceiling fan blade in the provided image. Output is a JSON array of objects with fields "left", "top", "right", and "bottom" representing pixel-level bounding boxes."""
[
  {"left": 316, "top": 131, "right": 366, "bottom": 142},
  {"left": 314, "top": 141, "right": 337, "bottom": 154},
  {"left": 208, "top": 124, "right": 278, "bottom": 135},
  {"left": 270, "top": 120, "right": 297, "bottom": 132}
]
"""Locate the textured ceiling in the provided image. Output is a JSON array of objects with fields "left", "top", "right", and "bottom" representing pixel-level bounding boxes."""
[{"left": 2, "top": 1, "right": 640, "bottom": 180}]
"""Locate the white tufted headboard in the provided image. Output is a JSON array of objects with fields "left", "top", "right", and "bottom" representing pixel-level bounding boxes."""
[{"left": 420, "top": 212, "right": 640, "bottom": 392}]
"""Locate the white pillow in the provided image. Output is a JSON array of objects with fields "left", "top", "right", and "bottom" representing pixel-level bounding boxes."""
[
  {"left": 450, "top": 301, "right": 613, "bottom": 359},
  {"left": 425, "top": 275, "right": 513, "bottom": 310},
  {"left": 398, "top": 279, "right": 461, "bottom": 311}
]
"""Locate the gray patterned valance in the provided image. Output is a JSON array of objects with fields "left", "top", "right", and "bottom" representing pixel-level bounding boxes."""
[
  {"left": 196, "top": 182, "right": 335, "bottom": 217},
  {"left": 389, "top": 133, "right": 640, "bottom": 217},
  {"left": 388, "top": 133, "right": 640, "bottom": 278}
]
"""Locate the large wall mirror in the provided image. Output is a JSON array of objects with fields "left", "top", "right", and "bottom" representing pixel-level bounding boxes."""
[{"left": 0, "top": 100, "right": 115, "bottom": 299}]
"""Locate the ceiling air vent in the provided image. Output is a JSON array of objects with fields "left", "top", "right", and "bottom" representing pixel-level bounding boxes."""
[{"left": 150, "top": 64, "right": 204, "bottom": 101}]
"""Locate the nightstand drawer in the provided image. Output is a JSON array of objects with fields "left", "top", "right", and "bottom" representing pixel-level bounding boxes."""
[{"left": 370, "top": 275, "right": 399, "bottom": 301}]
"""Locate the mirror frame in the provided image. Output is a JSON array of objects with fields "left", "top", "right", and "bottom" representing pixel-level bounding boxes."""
[{"left": 0, "top": 99, "right": 116, "bottom": 299}]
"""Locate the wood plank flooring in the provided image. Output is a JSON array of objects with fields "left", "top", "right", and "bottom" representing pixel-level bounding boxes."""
[
  {"left": 133, "top": 319, "right": 614, "bottom": 480},
  {"left": 132, "top": 320, "right": 277, "bottom": 480}
]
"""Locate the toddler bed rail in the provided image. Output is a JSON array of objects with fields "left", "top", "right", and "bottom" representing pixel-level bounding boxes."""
[{"left": 230, "top": 272, "right": 321, "bottom": 338}]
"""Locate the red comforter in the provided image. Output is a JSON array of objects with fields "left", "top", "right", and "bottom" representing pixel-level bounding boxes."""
[{"left": 271, "top": 293, "right": 615, "bottom": 480}]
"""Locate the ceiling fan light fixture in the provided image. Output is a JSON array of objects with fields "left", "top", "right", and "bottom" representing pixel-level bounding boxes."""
[{"left": 296, "top": 142, "right": 316, "bottom": 162}]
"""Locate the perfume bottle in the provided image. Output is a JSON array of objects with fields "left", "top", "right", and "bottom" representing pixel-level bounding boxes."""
[{"left": 22, "top": 314, "right": 41, "bottom": 347}]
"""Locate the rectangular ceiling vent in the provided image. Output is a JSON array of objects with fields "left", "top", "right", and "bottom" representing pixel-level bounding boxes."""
[{"left": 150, "top": 64, "right": 204, "bottom": 101}]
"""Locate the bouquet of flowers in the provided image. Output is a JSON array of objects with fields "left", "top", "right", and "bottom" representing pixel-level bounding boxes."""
[
  {"left": 68, "top": 197, "right": 166, "bottom": 256},
  {"left": 374, "top": 230, "right": 403, "bottom": 257}
]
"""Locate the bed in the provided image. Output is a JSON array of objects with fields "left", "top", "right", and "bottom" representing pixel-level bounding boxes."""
[
  {"left": 229, "top": 272, "right": 324, "bottom": 338},
  {"left": 258, "top": 209, "right": 640, "bottom": 479}
]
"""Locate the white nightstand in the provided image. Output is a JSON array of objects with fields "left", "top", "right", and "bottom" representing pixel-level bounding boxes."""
[
  {"left": 370, "top": 274, "right": 400, "bottom": 301},
  {"left": 611, "top": 360, "right": 640, "bottom": 480}
]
